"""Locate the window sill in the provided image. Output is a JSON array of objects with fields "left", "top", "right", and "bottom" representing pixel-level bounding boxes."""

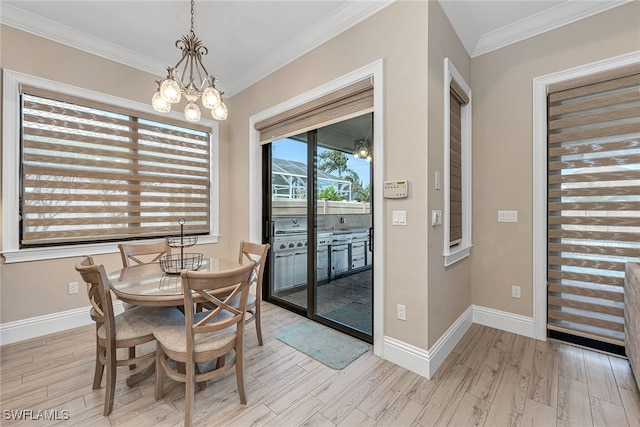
[
  {"left": 1, "top": 235, "right": 220, "bottom": 264},
  {"left": 444, "top": 244, "right": 472, "bottom": 267}
]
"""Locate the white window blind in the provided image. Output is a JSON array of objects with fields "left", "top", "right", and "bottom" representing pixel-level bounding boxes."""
[
  {"left": 20, "top": 85, "right": 211, "bottom": 247},
  {"left": 547, "top": 63, "right": 640, "bottom": 346}
]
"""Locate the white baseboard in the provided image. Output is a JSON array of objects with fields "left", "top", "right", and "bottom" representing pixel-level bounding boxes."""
[
  {"left": 472, "top": 304, "right": 534, "bottom": 338},
  {"left": 383, "top": 305, "right": 473, "bottom": 379},
  {"left": 0, "top": 301, "right": 124, "bottom": 346},
  {"left": 382, "top": 305, "right": 534, "bottom": 379}
]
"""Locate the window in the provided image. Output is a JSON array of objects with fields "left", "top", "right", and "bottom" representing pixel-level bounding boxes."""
[
  {"left": 2, "top": 70, "right": 219, "bottom": 263},
  {"left": 443, "top": 58, "right": 472, "bottom": 266}
]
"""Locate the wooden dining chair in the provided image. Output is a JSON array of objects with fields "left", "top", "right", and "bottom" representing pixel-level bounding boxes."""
[
  {"left": 118, "top": 241, "right": 170, "bottom": 267},
  {"left": 75, "top": 256, "right": 183, "bottom": 416},
  {"left": 197, "top": 241, "right": 270, "bottom": 345},
  {"left": 237, "top": 241, "right": 270, "bottom": 345},
  {"left": 153, "top": 261, "right": 256, "bottom": 427},
  {"left": 117, "top": 241, "right": 172, "bottom": 362}
]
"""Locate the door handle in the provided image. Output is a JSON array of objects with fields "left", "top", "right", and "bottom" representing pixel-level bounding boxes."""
[
  {"left": 265, "top": 221, "right": 275, "bottom": 240},
  {"left": 368, "top": 227, "right": 373, "bottom": 252}
]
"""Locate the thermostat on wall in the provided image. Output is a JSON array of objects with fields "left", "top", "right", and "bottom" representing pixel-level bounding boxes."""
[{"left": 383, "top": 180, "right": 408, "bottom": 198}]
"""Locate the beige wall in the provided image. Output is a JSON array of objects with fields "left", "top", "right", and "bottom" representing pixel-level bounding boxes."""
[
  {"left": 0, "top": 25, "right": 234, "bottom": 323},
  {"left": 426, "top": 1, "right": 472, "bottom": 347},
  {"left": 228, "top": 0, "right": 431, "bottom": 349},
  {"left": 470, "top": 2, "right": 640, "bottom": 316}
]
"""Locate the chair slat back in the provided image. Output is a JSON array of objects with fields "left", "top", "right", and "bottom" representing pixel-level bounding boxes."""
[
  {"left": 181, "top": 262, "right": 255, "bottom": 342},
  {"left": 118, "top": 241, "right": 170, "bottom": 267},
  {"left": 238, "top": 241, "right": 270, "bottom": 294},
  {"left": 75, "top": 256, "right": 116, "bottom": 341}
]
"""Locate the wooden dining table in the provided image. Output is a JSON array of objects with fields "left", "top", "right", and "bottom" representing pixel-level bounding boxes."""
[{"left": 108, "top": 257, "right": 243, "bottom": 307}]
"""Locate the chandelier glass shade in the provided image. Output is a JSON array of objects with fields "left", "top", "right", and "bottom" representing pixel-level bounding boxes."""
[
  {"left": 353, "top": 139, "right": 372, "bottom": 162},
  {"left": 152, "top": 0, "right": 227, "bottom": 122}
]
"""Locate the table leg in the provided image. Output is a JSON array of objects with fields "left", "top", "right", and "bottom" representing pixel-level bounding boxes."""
[{"left": 126, "top": 362, "right": 155, "bottom": 387}]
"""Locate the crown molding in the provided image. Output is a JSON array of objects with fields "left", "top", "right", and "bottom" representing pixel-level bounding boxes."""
[
  {"left": 1, "top": 1, "right": 394, "bottom": 98},
  {"left": 1, "top": 3, "right": 166, "bottom": 77},
  {"left": 472, "top": 0, "right": 631, "bottom": 57},
  {"left": 226, "top": 0, "right": 394, "bottom": 96}
]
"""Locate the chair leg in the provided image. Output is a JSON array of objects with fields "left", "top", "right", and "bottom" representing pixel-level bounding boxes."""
[
  {"left": 129, "top": 346, "right": 136, "bottom": 370},
  {"left": 255, "top": 304, "right": 263, "bottom": 346},
  {"left": 235, "top": 348, "right": 246, "bottom": 404},
  {"left": 185, "top": 360, "right": 195, "bottom": 427},
  {"left": 154, "top": 345, "right": 165, "bottom": 401},
  {"left": 92, "top": 340, "right": 105, "bottom": 389},
  {"left": 103, "top": 345, "right": 117, "bottom": 416},
  {"left": 216, "top": 355, "right": 225, "bottom": 369}
]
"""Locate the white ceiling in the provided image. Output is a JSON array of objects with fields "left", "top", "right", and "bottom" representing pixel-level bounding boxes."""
[{"left": 1, "top": 0, "right": 630, "bottom": 97}]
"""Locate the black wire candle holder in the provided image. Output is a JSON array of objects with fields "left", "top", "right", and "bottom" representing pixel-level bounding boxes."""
[{"left": 159, "top": 218, "right": 202, "bottom": 274}]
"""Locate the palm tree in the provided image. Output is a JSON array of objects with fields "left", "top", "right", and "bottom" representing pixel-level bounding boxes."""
[
  {"left": 345, "top": 170, "right": 369, "bottom": 202},
  {"left": 319, "top": 150, "right": 351, "bottom": 178}
]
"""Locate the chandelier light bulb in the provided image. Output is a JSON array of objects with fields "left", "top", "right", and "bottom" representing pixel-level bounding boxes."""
[
  {"left": 201, "top": 86, "right": 221, "bottom": 110},
  {"left": 152, "top": 91, "right": 172, "bottom": 113},
  {"left": 184, "top": 102, "right": 201, "bottom": 122},
  {"left": 211, "top": 102, "right": 228, "bottom": 121},
  {"left": 160, "top": 78, "right": 181, "bottom": 104},
  {"left": 366, "top": 154, "right": 372, "bottom": 162}
]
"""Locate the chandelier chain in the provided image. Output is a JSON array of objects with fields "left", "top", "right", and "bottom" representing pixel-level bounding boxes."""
[{"left": 190, "top": 0, "right": 195, "bottom": 35}]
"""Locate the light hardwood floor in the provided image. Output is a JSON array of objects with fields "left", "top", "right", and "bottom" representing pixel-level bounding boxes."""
[{"left": 1, "top": 302, "right": 639, "bottom": 426}]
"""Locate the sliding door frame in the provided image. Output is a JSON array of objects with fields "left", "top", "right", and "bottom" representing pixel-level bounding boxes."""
[
  {"left": 532, "top": 50, "right": 640, "bottom": 341},
  {"left": 249, "top": 60, "right": 385, "bottom": 355}
]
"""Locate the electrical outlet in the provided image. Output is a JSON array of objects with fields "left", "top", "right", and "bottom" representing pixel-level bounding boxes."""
[
  {"left": 68, "top": 281, "right": 79, "bottom": 295},
  {"left": 397, "top": 304, "right": 406, "bottom": 321},
  {"left": 431, "top": 210, "right": 442, "bottom": 226},
  {"left": 512, "top": 285, "right": 521, "bottom": 299}
]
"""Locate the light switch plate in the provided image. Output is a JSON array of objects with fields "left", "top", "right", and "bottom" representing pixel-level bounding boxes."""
[
  {"left": 392, "top": 210, "right": 407, "bottom": 226},
  {"left": 498, "top": 210, "right": 518, "bottom": 223}
]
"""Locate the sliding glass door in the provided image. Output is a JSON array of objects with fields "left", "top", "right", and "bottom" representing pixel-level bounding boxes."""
[{"left": 265, "top": 113, "right": 374, "bottom": 342}]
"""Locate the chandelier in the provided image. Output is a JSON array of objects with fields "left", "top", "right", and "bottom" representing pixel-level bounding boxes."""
[
  {"left": 353, "top": 139, "right": 372, "bottom": 162},
  {"left": 151, "top": 0, "right": 227, "bottom": 122}
]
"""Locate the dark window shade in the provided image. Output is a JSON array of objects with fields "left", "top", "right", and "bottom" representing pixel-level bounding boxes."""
[
  {"left": 547, "top": 63, "right": 640, "bottom": 347},
  {"left": 255, "top": 78, "right": 373, "bottom": 144},
  {"left": 20, "top": 85, "right": 211, "bottom": 247},
  {"left": 449, "top": 87, "right": 465, "bottom": 247},
  {"left": 450, "top": 78, "right": 469, "bottom": 105}
]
